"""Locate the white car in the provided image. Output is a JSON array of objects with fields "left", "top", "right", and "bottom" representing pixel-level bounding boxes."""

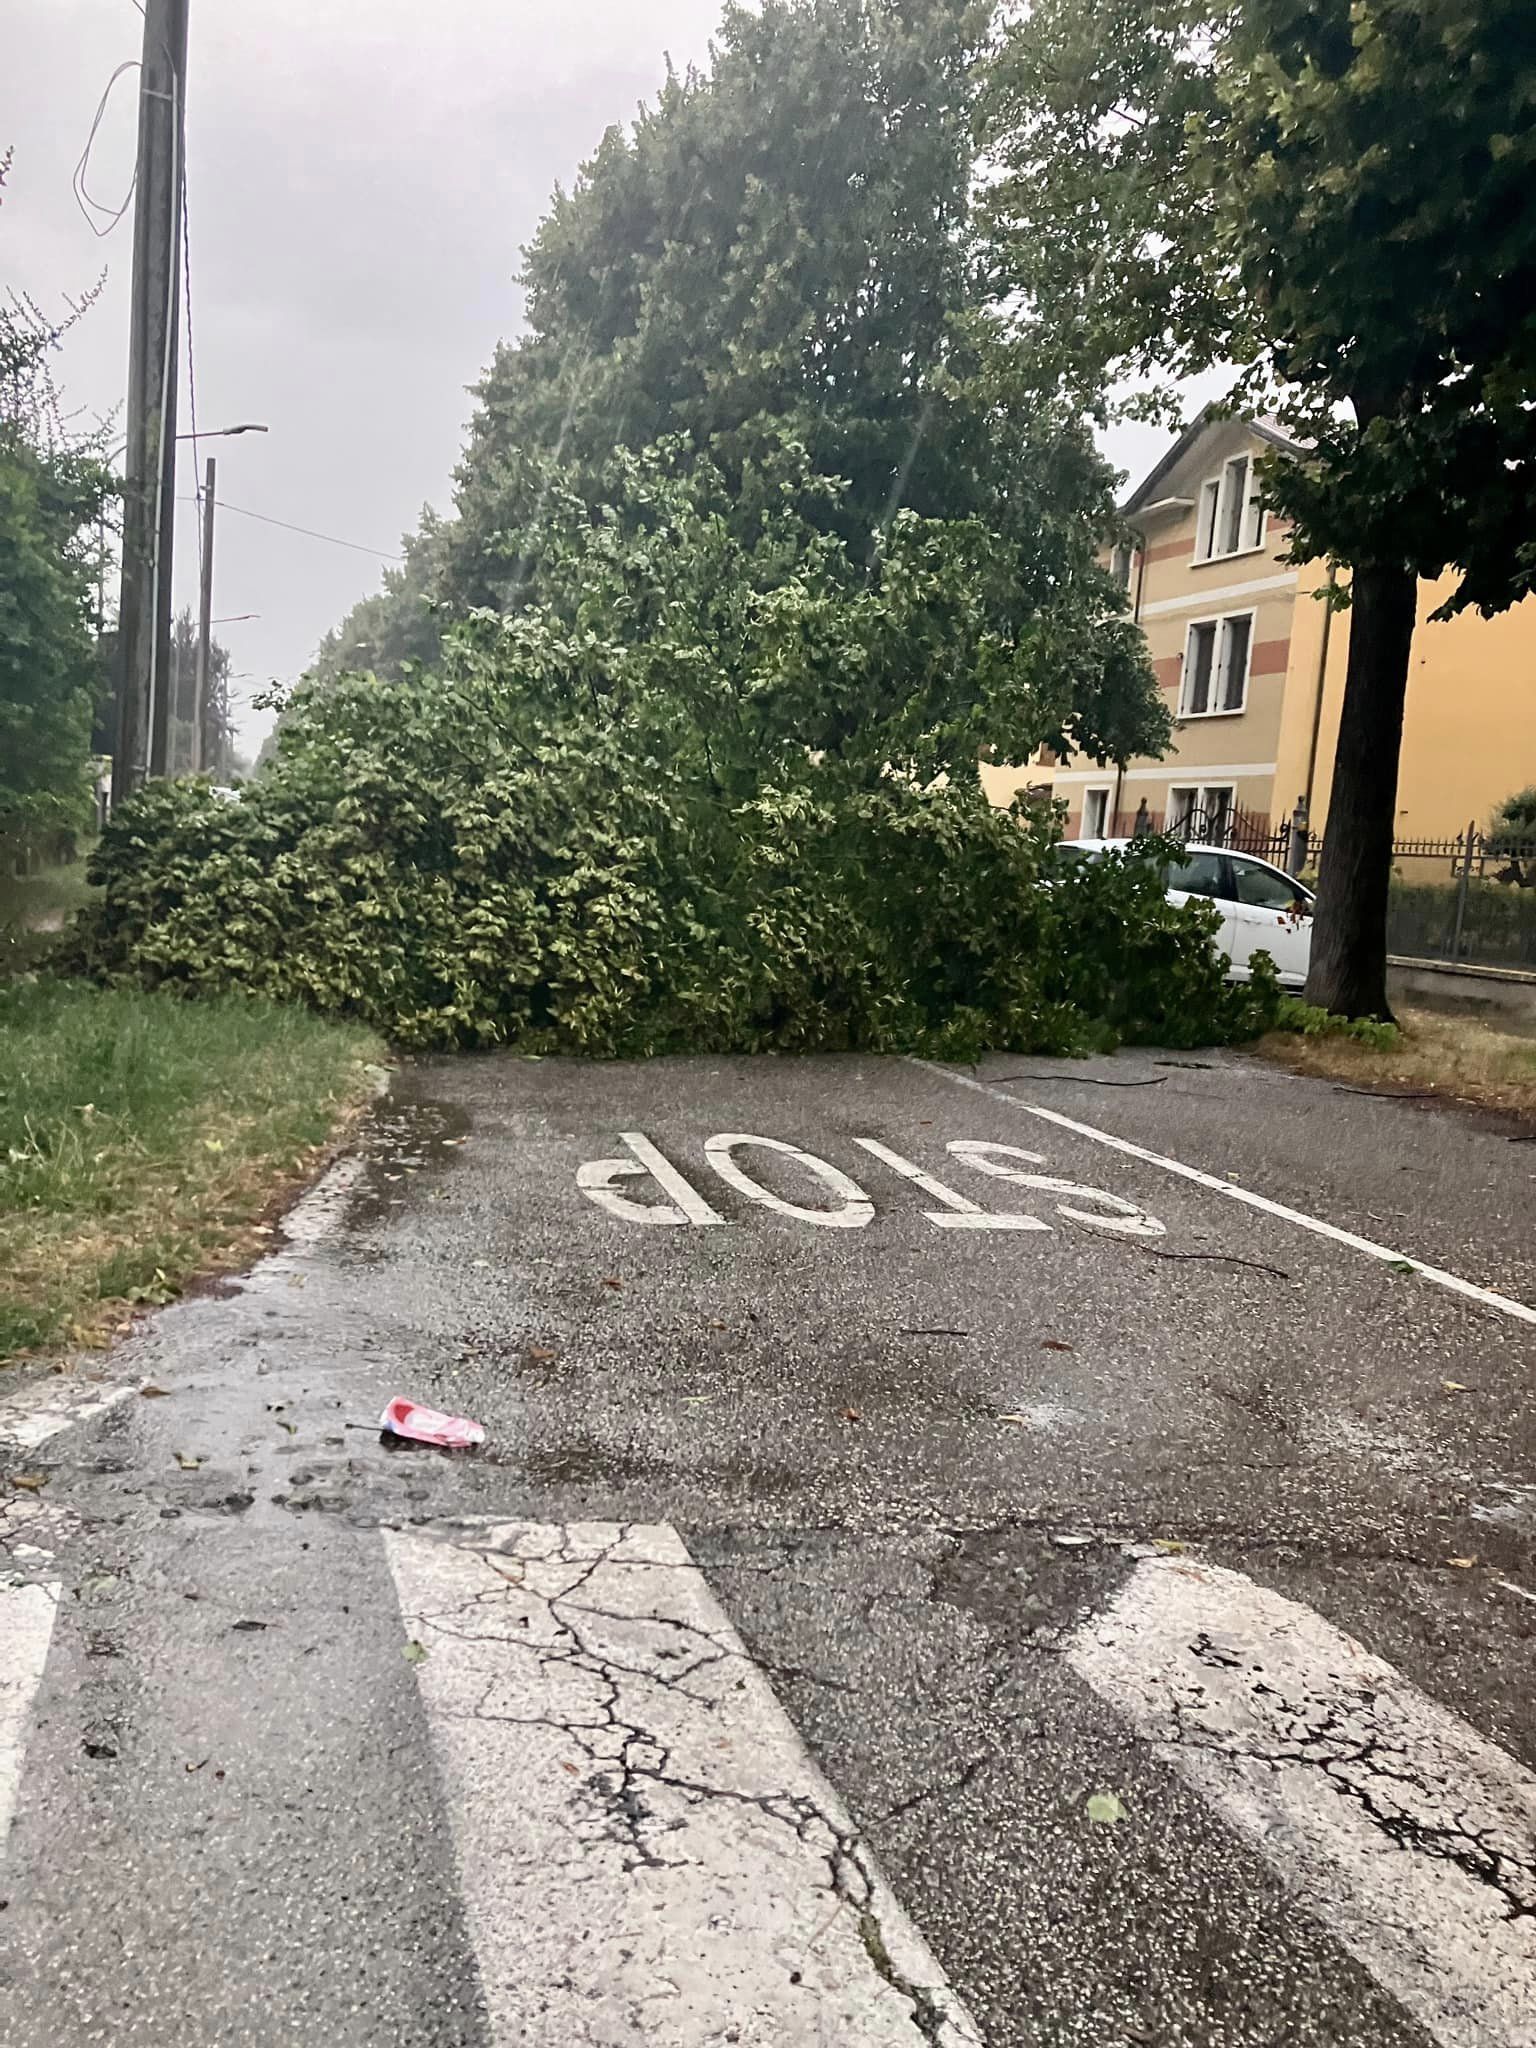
[{"left": 1060, "top": 839, "right": 1314, "bottom": 989}]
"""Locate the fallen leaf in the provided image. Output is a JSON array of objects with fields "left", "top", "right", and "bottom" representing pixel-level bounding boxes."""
[
  {"left": 1086, "top": 1790, "right": 1126, "bottom": 1826},
  {"left": 997, "top": 1413, "right": 1031, "bottom": 1427},
  {"left": 231, "top": 1619, "right": 269, "bottom": 1632},
  {"left": 185, "top": 1757, "right": 210, "bottom": 1773},
  {"left": 1448, "top": 1556, "right": 1478, "bottom": 1569},
  {"left": 841, "top": 1406, "right": 862, "bottom": 1423},
  {"left": 276, "top": 1420, "right": 297, "bottom": 1436},
  {"left": 288, "top": 1274, "right": 306, "bottom": 1289},
  {"left": 173, "top": 1452, "right": 203, "bottom": 1471},
  {"left": 526, "top": 1345, "right": 558, "bottom": 1362},
  {"left": 601, "top": 1276, "right": 624, "bottom": 1291},
  {"left": 9, "top": 1472, "right": 48, "bottom": 1492},
  {"left": 1041, "top": 1338, "right": 1074, "bottom": 1353},
  {"left": 1441, "top": 1379, "right": 1469, "bottom": 1395},
  {"left": 403, "top": 1639, "right": 430, "bottom": 1664},
  {"left": 203, "top": 1137, "right": 224, "bottom": 1153},
  {"left": 1151, "top": 1538, "right": 1186, "bottom": 1556},
  {"left": 1388, "top": 1259, "right": 1416, "bottom": 1276},
  {"left": 138, "top": 1384, "right": 172, "bottom": 1399},
  {"left": 707, "top": 1318, "right": 729, "bottom": 1331},
  {"left": 560, "top": 1760, "right": 581, "bottom": 1776}
]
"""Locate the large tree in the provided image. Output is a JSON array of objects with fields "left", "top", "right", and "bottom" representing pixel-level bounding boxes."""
[
  {"left": 986, "top": 0, "right": 1536, "bottom": 1016},
  {"left": 316, "top": 0, "right": 1168, "bottom": 776}
]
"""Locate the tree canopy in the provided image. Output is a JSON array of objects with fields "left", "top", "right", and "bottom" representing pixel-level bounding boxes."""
[
  {"left": 985, "top": 0, "right": 1536, "bottom": 1014},
  {"left": 314, "top": 0, "right": 1166, "bottom": 776}
]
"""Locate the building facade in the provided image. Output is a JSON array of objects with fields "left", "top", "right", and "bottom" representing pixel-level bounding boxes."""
[{"left": 984, "top": 415, "right": 1536, "bottom": 844}]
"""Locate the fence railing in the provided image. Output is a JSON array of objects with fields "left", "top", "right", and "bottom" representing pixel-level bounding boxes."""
[{"left": 1095, "top": 809, "right": 1536, "bottom": 976}]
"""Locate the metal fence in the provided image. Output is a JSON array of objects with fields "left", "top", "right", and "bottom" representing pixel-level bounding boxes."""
[
  {"left": 1383, "top": 830, "right": 1536, "bottom": 974},
  {"left": 1101, "top": 807, "right": 1536, "bottom": 975}
]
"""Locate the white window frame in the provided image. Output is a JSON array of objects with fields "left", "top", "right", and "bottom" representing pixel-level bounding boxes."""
[
  {"left": 1080, "top": 785, "right": 1113, "bottom": 839},
  {"left": 1166, "top": 783, "right": 1236, "bottom": 842},
  {"left": 1178, "top": 609, "right": 1255, "bottom": 719},
  {"left": 1193, "top": 454, "right": 1265, "bottom": 564}
]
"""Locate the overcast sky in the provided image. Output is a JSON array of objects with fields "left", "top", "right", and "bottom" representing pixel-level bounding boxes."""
[{"left": 8, "top": 0, "right": 1173, "bottom": 754}]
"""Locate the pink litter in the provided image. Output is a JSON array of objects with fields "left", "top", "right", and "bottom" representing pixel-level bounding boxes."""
[{"left": 379, "top": 1397, "right": 485, "bottom": 1450}]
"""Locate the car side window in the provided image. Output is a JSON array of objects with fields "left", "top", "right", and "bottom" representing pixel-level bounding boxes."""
[
  {"left": 1164, "top": 851, "right": 1227, "bottom": 900},
  {"left": 1230, "top": 856, "right": 1304, "bottom": 910}
]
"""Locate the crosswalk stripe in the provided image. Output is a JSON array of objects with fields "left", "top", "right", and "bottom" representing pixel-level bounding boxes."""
[
  {"left": 384, "top": 1520, "right": 982, "bottom": 2046},
  {"left": 0, "top": 1577, "right": 60, "bottom": 1855},
  {"left": 1068, "top": 1555, "right": 1536, "bottom": 2048},
  {"left": 0, "top": 1378, "right": 134, "bottom": 1451}
]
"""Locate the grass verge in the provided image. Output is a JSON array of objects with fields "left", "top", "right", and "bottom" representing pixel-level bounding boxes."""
[
  {"left": 0, "top": 981, "right": 385, "bottom": 1366},
  {"left": 0, "top": 857, "right": 97, "bottom": 975},
  {"left": 1259, "top": 1003, "right": 1536, "bottom": 1124}
]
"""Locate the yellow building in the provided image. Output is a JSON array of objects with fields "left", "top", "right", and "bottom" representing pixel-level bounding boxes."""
[{"left": 985, "top": 415, "right": 1536, "bottom": 843}]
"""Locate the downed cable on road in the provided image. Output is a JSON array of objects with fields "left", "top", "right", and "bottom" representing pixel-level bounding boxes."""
[
  {"left": 987, "top": 1073, "right": 1167, "bottom": 1089},
  {"left": 1333, "top": 1085, "right": 1438, "bottom": 1100},
  {"left": 1058, "top": 1215, "right": 1291, "bottom": 1280}
]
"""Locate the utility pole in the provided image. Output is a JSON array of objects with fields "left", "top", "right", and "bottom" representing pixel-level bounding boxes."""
[
  {"left": 112, "top": 0, "right": 190, "bottom": 808},
  {"left": 194, "top": 455, "right": 216, "bottom": 773}
]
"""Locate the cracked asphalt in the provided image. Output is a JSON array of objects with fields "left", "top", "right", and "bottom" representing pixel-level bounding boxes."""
[{"left": 2, "top": 1046, "right": 1534, "bottom": 2047}]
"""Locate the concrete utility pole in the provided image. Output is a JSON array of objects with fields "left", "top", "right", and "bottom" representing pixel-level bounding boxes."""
[
  {"left": 194, "top": 455, "right": 216, "bottom": 773},
  {"left": 112, "top": 0, "right": 190, "bottom": 807}
]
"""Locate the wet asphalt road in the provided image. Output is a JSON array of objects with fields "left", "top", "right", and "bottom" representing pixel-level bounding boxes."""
[{"left": 2, "top": 1047, "right": 1534, "bottom": 2047}]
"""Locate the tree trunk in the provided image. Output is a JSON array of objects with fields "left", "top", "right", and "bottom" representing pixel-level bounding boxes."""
[{"left": 1304, "top": 559, "right": 1419, "bottom": 1018}]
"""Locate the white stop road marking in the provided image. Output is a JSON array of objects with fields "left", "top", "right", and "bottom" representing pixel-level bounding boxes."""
[{"left": 1069, "top": 1557, "right": 1536, "bottom": 2048}]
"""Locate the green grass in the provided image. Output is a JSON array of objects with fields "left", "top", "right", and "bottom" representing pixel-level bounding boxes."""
[
  {"left": 0, "top": 982, "right": 384, "bottom": 1364},
  {"left": 0, "top": 857, "right": 97, "bottom": 976}
]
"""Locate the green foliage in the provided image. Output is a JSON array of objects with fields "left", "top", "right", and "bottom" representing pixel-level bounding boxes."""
[
  {"left": 315, "top": 0, "right": 1166, "bottom": 781},
  {"left": 1274, "top": 997, "right": 1400, "bottom": 1050},
  {"left": 66, "top": 445, "right": 1268, "bottom": 1056},
  {"left": 986, "top": 0, "right": 1536, "bottom": 612},
  {"left": 1, "top": 151, "right": 114, "bottom": 858},
  {"left": 0, "top": 431, "right": 111, "bottom": 852},
  {"left": 1489, "top": 788, "right": 1536, "bottom": 876}
]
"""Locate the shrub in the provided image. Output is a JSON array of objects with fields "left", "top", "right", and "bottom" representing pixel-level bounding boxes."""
[
  {"left": 1274, "top": 997, "right": 1400, "bottom": 1051},
  {"left": 64, "top": 443, "right": 1277, "bottom": 1056},
  {"left": 64, "top": 675, "right": 1275, "bottom": 1056}
]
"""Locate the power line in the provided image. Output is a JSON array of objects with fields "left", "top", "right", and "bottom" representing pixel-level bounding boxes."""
[{"left": 174, "top": 496, "right": 403, "bottom": 558}]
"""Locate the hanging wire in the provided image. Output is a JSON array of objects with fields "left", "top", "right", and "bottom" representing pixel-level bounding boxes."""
[{"left": 72, "top": 60, "right": 141, "bottom": 238}]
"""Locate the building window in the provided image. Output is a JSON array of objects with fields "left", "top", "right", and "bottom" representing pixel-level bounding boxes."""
[
  {"left": 1167, "top": 785, "right": 1236, "bottom": 843},
  {"left": 1179, "top": 612, "right": 1253, "bottom": 717},
  {"left": 1082, "top": 786, "right": 1112, "bottom": 838},
  {"left": 1109, "top": 541, "right": 1135, "bottom": 590},
  {"left": 1194, "top": 455, "right": 1264, "bottom": 562}
]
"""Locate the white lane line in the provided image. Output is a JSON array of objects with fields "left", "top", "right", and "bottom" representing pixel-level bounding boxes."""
[
  {"left": 0, "top": 1578, "right": 60, "bottom": 1855},
  {"left": 913, "top": 1060, "right": 1536, "bottom": 1326},
  {"left": 0, "top": 1379, "right": 135, "bottom": 1451},
  {"left": 384, "top": 1521, "right": 980, "bottom": 2047},
  {"left": 1068, "top": 1556, "right": 1536, "bottom": 2048}
]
